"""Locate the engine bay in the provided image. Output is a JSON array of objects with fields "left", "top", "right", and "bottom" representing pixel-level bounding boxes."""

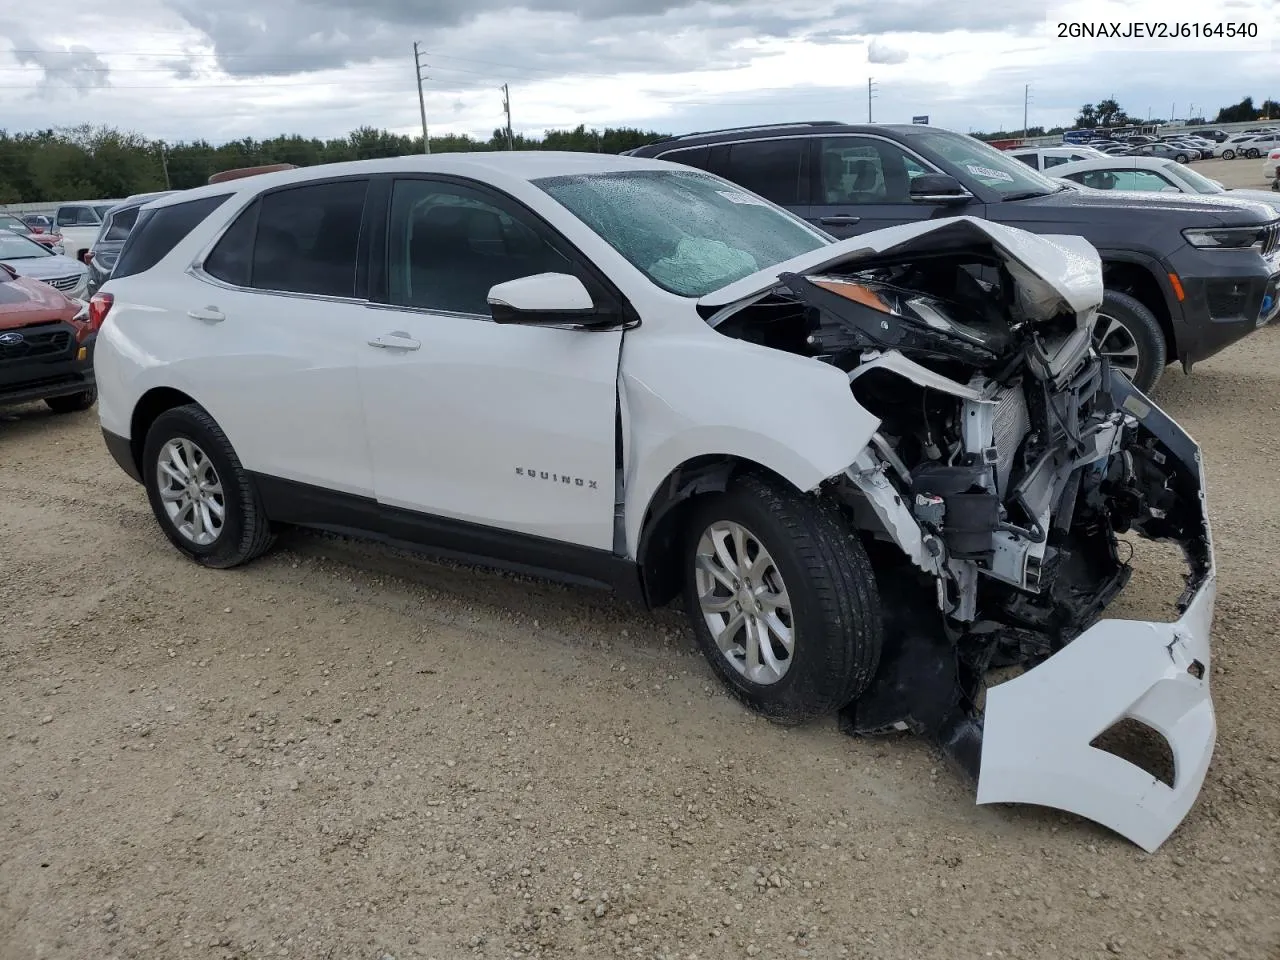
[{"left": 711, "top": 245, "right": 1212, "bottom": 761}]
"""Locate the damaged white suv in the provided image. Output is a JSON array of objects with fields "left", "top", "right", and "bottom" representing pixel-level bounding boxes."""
[{"left": 92, "top": 154, "right": 1216, "bottom": 851}]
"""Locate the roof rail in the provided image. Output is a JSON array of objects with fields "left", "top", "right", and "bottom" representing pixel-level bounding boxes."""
[{"left": 671, "top": 120, "right": 844, "bottom": 142}]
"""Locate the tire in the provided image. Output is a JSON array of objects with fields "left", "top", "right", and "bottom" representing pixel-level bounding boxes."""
[
  {"left": 1175, "top": 153, "right": 1188, "bottom": 163},
  {"left": 1222, "top": 149, "right": 1236, "bottom": 160},
  {"left": 681, "top": 471, "right": 882, "bottom": 724},
  {"left": 44, "top": 389, "right": 96, "bottom": 414},
  {"left": 1245, "top": 148, "right": 1260, "bottom": 159},
  {"left": 142, "top": 403, "right": 275, "bottom": 568},
  {"left": 1094, "top": 289, "right": 1167, "bottom": 394}
]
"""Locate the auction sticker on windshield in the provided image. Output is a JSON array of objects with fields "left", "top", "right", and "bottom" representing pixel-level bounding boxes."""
[
  {"left": 716, "top": 190, "right": 770, "bottom": 206},
  {"left": 965, "top": 164, "right": 1015, "bottom": 183}
]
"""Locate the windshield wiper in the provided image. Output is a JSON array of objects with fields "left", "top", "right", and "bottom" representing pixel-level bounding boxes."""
[{"left": 1001, "top": 190, "right": 1052, "bottom": 202}]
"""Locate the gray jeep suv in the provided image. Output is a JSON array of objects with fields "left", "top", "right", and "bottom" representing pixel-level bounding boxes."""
[{"left": 627, "top": 122, "right": 1280, "bottom": 392}]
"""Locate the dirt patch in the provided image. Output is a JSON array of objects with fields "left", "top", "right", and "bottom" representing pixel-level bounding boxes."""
[{"left": 2, "top": 330, "right": 1279, "bottom": 960}]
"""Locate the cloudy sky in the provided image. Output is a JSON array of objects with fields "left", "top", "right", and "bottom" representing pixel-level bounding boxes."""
[{"left": 0, "top": 0, "right": 1275, "bottom": 144}]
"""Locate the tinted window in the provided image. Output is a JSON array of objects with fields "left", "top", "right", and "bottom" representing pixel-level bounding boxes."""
[
  {"left": 720, "top": 139, "right": 807, "bottom": 206},
  {"left": 203, "top": 199, "right": 260, "bottom": 287},
  {"left": 1011, "top": 153, "right": 1039, "bottom": 168},
  {"left": 1068, "top": 169, "right": 1179, "bottom": 192},
  {"left": 387, "top": 179, "right": 573, "bottom": 314},
  {"left": 1043, "top": 155, "right": 1069, "bottom": 168},
  {"left": 249, "top": 179, "right": 369, "bottom": 297},
  {"left": 817, "top": 137, "right": 930, "bottom": 204},
  {"left": 112, "top": 194, "right": 232, "bottom": 281},
  {"left": 103, "top": 206, "right": 141, "bottom": 242},
  {"left": 58, "top": 206, "right": 97, "bottom": 226},
  {"left": 659, "top": 146, "right": 712, "bottom": 171}
]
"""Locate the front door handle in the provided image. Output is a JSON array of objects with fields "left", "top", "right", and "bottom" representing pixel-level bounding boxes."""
[
  {"left": 187, "top": 306, "right": 225, "bottom": 322},
  {"left": 820, "top": 215, "right": 862, "bottom": 226},
  {"left": 367, "top": 332, "right": 421, "bottom": 351}
]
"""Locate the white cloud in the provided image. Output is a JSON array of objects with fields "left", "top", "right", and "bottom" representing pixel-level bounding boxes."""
[{"left": 867, "top": 38, "right": 909, "bottom": 64}]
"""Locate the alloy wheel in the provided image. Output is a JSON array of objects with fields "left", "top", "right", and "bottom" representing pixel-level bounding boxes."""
[
  {"left": 156, "top": 437, "right": 225, "bottom": 546},
  {"left": 1093, "top": 312, "right": 1141, "bottom": 383},
  {"left": 694, "top": 520, "right": 795, "bottom": 685}
]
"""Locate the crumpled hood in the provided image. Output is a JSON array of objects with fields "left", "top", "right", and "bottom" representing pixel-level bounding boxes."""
[
  {"left": 698, "top": 216, "right": 1103, "bottom": 322},
  {"left": 0, "top": 252, "right": 87, "bottom": 282}
]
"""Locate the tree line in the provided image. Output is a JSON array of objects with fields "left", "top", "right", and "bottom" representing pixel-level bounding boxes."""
[
  {"left": 0, "top": 124, "right": 669, "bottom": 204},
  {"left": 4, "top": 93, "right": 1278, "bottom": 204}
]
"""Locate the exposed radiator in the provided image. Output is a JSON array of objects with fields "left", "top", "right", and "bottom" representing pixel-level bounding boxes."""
[{"left": 992, "top": 385, "right": 1030, "bottom": 495}]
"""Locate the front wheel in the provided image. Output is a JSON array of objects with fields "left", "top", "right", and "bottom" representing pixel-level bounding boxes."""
[
  {"left": 44, "top": 389, "right": 96, "bottom": 414},
  {"left": 1094, "top": 289, "right": 1167, "bottom": 393},
  {"left": 1222, "top": 149, "right": 1236, "bottom": 160},
  {"left": 682, "top": 473, "right": 882, "bottom": 724},
  {"left": 1175, "top": 153, "right": 1189, "bottom": 163},
  {"left": 142, "top": 403, "right": 275, "bottom": 568}
]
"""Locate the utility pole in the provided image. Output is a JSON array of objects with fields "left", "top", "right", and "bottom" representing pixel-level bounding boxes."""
[
  {"left": 1023, "top": 84, "right": 1031, "bottom": 139},
  {"left": 413, "top": 41, "right": 430, "bottom": 155},
  {"left": 867, "top": 77, "right": 878, "bottom": 123},
  {"left": 157, "top": 142, "right": 171, "bottom": 190},
  {"left": 501, "top": 83, "right": 514, "bottom": 150}
]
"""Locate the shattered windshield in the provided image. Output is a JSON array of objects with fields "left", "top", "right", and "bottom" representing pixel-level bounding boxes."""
[{"left": 535, "top": 170, "right": 828, "bottom": 297}]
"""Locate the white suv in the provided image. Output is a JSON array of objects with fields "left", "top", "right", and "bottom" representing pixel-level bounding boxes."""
[{"left": 91, "top": 153, "right": 1218, "bottom": 851}]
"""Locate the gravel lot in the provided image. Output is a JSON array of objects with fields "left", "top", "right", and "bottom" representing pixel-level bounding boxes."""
[{"left": 3, "top": 177, "right": 1279, "bottom": 960}]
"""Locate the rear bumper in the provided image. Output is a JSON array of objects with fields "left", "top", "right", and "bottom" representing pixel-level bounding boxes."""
[
  {"left": 102, "top": 428, "right": 143, "bottom": 484},
  {"left": 976, "top": 374, "right": 1216, "bottom": 852}
]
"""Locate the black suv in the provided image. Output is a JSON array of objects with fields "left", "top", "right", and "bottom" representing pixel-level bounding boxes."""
[{"left": 627, "top": 122, "right": 1280, "bottom": 392}]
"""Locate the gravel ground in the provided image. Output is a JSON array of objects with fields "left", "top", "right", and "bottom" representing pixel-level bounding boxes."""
[
  {"left": 1187, "top": 155, "right": 1277, "bottom": 189},
  {"left": 3, "top": 281, "right": 1279, "bottom": 960}
]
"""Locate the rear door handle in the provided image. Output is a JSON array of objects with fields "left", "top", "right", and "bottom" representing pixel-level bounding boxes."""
[
  {"left": 367, "top": 332, "right": 421, "bottom": 351},
  {"left": 187, "top": 306, "right": 225, "bottom": 322},
  {"left": 820, "top": 215, "right": 862, "bottom": 225}
]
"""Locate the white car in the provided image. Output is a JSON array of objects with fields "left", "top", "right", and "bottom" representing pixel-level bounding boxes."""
[
  {"left": 1263, "top": 147, "right": 1280, "bottom": 181},
  {"left": 1213, "top": 133, "right": 1279, "bottom": 160},
  {"left": 0, "top": 231, "right": 89, "bottom": 298},
  {"left": 51, "top": 202, "right": 119, "bottom": 262},
  {"left": 1006, "top": 146, "right": 1109, "bottom": 171},
  {"left": 1050, "top": 156, "right": 1280, "bottom": 215},
  {"left": 90, "top": 153, "right": 1217, "bottom": 852}
]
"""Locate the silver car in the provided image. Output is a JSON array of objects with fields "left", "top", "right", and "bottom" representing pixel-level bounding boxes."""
[{"left": 0, "top": 232, "right": 89, "bottom": 300}]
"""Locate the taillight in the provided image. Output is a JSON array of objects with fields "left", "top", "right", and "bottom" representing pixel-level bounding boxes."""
[{"left": 88, "top": 292, "right": 114, "bottom": 332}]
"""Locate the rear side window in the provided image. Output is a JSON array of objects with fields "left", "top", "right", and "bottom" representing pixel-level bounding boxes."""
[
  {"left": 211, "top": 179, "right": 369, "bottom": 298},
  {"left": 1010, "top": 153, "right": 1038, "bottom": 168},
  {"left": 103, "top": 206, "right": 141, "bottom": 242},
  {"left": 718, "top": 139, "right": 808, "bottom": 206},
  {"left": 112, "top": 194, "right": 232, "bottom": 281}
]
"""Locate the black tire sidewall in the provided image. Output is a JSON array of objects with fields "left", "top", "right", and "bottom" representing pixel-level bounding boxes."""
[
  {"left": 681, "top": 485, "right": 868, "bottom": 722},
  {"left": 142, "top": 407, "right": 248, "bottom": 564},
  {"left": 1098, "top": 289, "right": 1166, "bottom": 393}
]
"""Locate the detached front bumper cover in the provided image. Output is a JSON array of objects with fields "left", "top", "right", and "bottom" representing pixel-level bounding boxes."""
[
  {"left": 978, "top": 374, "right": 1217, "bottom": 852},
  {"left": 842, "top": 372, "right": 1217, "bottom": 852}
]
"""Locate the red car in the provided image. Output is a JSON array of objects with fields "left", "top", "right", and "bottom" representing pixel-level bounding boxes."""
[
  {"left": 0, "top": 262, "right": 100, "bottom": 412},
  {"left": 0, "top": 213, "right": 65, "bottom": 254}
]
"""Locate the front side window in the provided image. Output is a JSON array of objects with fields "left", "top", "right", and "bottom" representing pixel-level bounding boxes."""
[
  {"left": 243, "top": 179, "right": 369, "bottom": 297},
  {"left": 386, "top": 179, "right": 573, "bottom": 315},
  {"left": 1068, "top": 169, "right": 1179, "bottom": 192},
  {"left": 536, "top": 169, "right": 827, "bottom": 298},
  {"left": 719, "top": 139, "right": 808, "bottom": 206},
  {"left": 817, "top": 137, "right": 930, "bottom": 204}
]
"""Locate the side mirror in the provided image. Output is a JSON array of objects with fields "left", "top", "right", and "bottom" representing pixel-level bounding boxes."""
[
  {"left": 488, "top": 272, "right": 598, "bottom": 326},
  {"left": 0, "top": 262, "right": 17, "bottom": 280},
  {"left": 909, "top": 174, "right": 974, "bottom": 204}
]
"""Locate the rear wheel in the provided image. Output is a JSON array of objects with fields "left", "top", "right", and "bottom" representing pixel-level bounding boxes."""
[
  {"left": 44, "top": 389, "right": 96, "bottom": 414},
  {"left": 1222, "top": 149, "right": 1236, "bottom": 160},
  {"left": 1245, "top": 148, "right": 1261, "bottom": 159},
  {"left": 682, "top": 472, "right": 882, "bottom": 724},
  {"left": 1094, "top": 289, "right": 1167, "bottom": 393},
  {"left": 1175, "top": 153, "right": 1189, "bottom": 163},
  {"left": 142, "top": 404, "right": 275, "bottom": 568}
]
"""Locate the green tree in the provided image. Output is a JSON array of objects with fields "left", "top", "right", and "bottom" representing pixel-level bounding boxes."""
[{"left": 1216, "top": 97, "right": 1257, "bottom": 123}]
